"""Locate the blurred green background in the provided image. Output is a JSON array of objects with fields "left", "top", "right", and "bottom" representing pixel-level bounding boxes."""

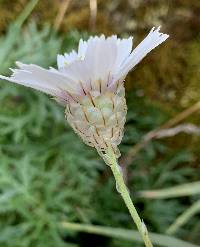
[{"left": 0, "top": 0, "right": 199, "bottom": 247}]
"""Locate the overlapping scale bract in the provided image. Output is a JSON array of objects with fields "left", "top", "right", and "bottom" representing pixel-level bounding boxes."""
[{"left": 65, "top": 85, "right": 127, "bottom": 158}]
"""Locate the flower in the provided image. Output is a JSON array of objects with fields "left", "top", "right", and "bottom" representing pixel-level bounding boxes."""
[{"left": 0, "top": 27, "right": 169, "bottom": 158}]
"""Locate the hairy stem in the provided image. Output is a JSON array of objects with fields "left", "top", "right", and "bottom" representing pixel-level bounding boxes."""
[{"left": 104, "top": 148, "right": 153, "bottom": 247}]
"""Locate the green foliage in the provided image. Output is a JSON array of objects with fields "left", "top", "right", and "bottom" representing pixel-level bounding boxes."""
[
  {"left": 0, "top": 22, "right": 100, "bottom": 247},
  {"left": 0, "top": 17, "right": 199, "bottom": 247},
  {"left": 0, "top": 22, "right": 61, "bottom": 73}
]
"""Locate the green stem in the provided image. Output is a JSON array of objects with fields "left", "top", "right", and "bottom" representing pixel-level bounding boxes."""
[{"left": 104, "top": 148, "right": 153, "bottom": 247}]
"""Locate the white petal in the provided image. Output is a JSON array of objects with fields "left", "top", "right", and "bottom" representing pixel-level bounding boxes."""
[
  {"left": 113, "top": 37, "right": 133, "bottom": 73},
  {"left": 57, "top": 50, "right": 79, "bottom": 69},
  {"left": 0, "top": 62, "right": 82, "bottom": 99},
  {"left": 57, "top": 35, "right": 119, "bottom": 93},
  {"left": 64, "top": 50, "right": 78, "bottom": 64},
  {"left": 57, "top": 55, "right": 66, "bottom": 69},
  {"left": 84, "top": 35, "right": 118, "bottom": 88},
  {"left": 61, "top": 60, "right": 92, "bottom": 92},
  {"left": 114, "top": 27, "right": 169, "bottom": 81},
  {"left": 78, "top": 39, "right": 88, "bottom": 58}
]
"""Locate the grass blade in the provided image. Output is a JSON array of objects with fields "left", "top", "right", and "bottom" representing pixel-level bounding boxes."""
[
  {"left": 60, "top": 222, "right": 199, "bottom": 247},
  {"left": 0, "top": 0, "right": 39, "bottom": 70},
  {"left": 166, "top": 200, "right": 200, "bottom": 234},
  {"left": 138, "top": 181, "right": 200, "bottom": 199}
]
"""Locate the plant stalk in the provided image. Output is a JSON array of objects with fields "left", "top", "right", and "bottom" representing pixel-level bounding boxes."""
[{"left": 104, "top": 148, "right": 153, "bottom": 247}]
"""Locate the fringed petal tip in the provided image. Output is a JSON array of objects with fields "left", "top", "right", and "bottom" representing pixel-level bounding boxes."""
[
  {"left": 150, "top": 26, "right": 169, "bottom": 42},
  {"left": 0, "top": 74, "right": 10, "bottom": 81},
  {"left": 113, "top": 26, "right": 169, "bottom": 81}
]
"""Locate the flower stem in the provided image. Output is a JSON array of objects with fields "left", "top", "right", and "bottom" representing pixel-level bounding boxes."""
[{"left": 104, "top": 148, "right": 153, "bottom": 247}]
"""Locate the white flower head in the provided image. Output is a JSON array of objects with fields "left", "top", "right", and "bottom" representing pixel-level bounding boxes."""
[{"left": 0, "top": 27, "right": 169, "bottom": 157}]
